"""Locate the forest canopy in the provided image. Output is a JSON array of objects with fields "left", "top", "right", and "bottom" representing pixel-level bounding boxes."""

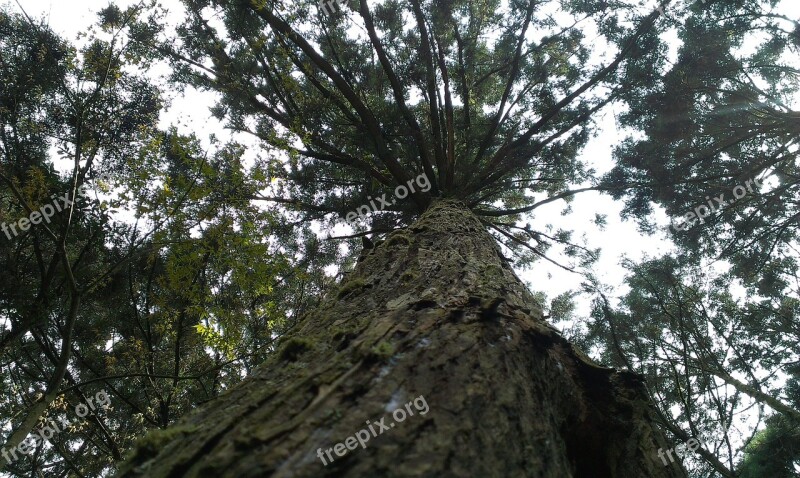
[{"left": 1, "top": 0, "right": 799, "bottom": 476}]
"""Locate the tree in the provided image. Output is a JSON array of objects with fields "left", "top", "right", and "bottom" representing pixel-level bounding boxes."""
[
  {"left": 112, "top": 0, "right": 697, "bottom": 475},
  {"left": 581, "top": 257, "right": 800, "bottom": 476},
  {"left": 0, "top": 8, "right": 162, "bottom": 473},
  {"left": 0, "top": 9, "right": 324, "bottom": 476},
  {"left": 3, "top": 0, "right": 796, "bottom": 475},
  {"left": 119, "top": 199, "right": 686, "bottom": 477},
  {"left": 738, "top": 379, "right": 800, "bottom": 478},
  {"left": 593, "top": 1, "right": 800, "bottom": 475}
]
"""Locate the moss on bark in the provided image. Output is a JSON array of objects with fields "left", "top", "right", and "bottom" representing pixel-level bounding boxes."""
[{"left": 116, "top": 199, "right": 686, "bottom": 478}]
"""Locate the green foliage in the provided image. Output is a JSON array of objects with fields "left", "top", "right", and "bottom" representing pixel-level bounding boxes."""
[
  {"left": 549, "top": 291, "right": 577, "bottom": 323},
  {"left": 120, "top": 0, "right": 668, "bottom": 271},
  {"left": 0, "top": 9, "right": 332, "bottom": 477},
  {"left": 1, "top": 0, "right": 798, "bottom": 476},
  {"left": 608, "top": 1, "right": 800, "bottom": 273},
  {"left": 738, "top": 380, "right": 800, "bottom": 476},
  {"left": 738, "top": 415, "right": 800, "bottom": 478}
]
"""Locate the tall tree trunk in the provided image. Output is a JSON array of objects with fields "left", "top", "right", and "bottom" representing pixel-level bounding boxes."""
[{"left": 117, "top": 200, "right": 686, "bottom": 477}]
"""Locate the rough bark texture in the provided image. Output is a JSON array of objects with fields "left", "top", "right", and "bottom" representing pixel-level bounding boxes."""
[{"left": 116, "top": 199, "right": 687, "bottom": 477}]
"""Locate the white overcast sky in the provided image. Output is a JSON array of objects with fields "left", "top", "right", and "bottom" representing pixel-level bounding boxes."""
[{"left": 10, "top": 0, "right": 798, "bottom": 322}]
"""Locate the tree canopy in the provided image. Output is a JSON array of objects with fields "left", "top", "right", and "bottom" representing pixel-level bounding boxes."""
[{"left": 1, "top": 0, "right": 799, "bottom": 476}]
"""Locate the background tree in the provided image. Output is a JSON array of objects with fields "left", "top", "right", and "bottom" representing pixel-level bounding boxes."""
[
  {"left": 738, "top": 379, "right": 800, "bottom": 477},
  {"left": 0, "top": 10, "right": 329, "bottom": 476},
  {"left": 580, "top": 257, "right": 800, "bottom": 476},
  {"left": 585, "top": 0, "right": 800, "bottom": 475}
]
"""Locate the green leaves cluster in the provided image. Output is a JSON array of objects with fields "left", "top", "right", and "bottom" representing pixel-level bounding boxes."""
[{"left": 0, "top": 9, "right": 333, "bottom": 476}]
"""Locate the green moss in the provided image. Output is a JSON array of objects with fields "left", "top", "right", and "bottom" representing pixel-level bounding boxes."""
[
  {"left": 485, "top": 263, "right": 504, "bottom": 281},
  {"left": 400, "top": 270, "right": 417, "bottom": 282},
  {"left": 331, "top": 327, "right": 349, "bottom": 340},
  {"left": 331, "top": 326, "right": 360, "bottom": 344},
  {"left": 386, "top": 232, "right": 412, "bottom": 247},
  {"left": 368, "top": 341, "right": 395, "bottom": 361},
  {"left": 278, "top": 337, "right": 315, "bottom": 361},
  {"left": 321, "top": 407, "right": 343, "bottom": 422},
  {"left": 124, "top": 424, "right": 198, "bottom": 465},
  {"left": 337, "top": 278, "right": 367, "bottom": 299}
]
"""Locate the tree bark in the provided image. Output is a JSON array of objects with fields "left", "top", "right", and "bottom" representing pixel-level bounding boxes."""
[{"left": 117, "top": 199, "right": 687, "bottom": 478}]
